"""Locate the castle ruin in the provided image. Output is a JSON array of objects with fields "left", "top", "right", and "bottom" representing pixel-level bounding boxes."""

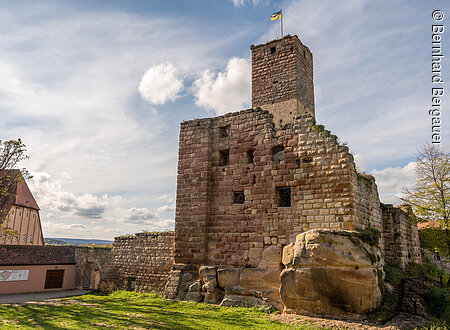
[{"left": 160, "top": 35, "right": 421, "bottom": 315}]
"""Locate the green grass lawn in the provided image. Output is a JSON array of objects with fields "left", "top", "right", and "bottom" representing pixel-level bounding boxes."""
[{"left": 0, "top": 291, "right": 312, "bottom": 329}]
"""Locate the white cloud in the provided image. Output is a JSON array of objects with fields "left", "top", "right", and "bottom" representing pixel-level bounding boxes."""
[
  {"left": 370, "top": 161, "right": 417, "bottom": 205},
  {"left": 229, "top": 0, "right": 266, "bottom": 7},
  {"left": 29, "top": 170, "right": 174, "bottom": 238},
  {"left": 121, "top": 207, "right": 156, "bottom": 224},
  {"left": 231, "top": 0, "right": 244, "bottom": 7},
  {"left": 70, "top": 224, "right": 87, "bottom": 229},
  {"left": 156, "top": 204, "right": 175, "bottom": 214},
  {"left": 353, "top": 154, "right": 367, "bottom": 172},
  {"left": 29, "top": 171, "right": 117, "bottom": 219},
  {"left": 192, "top": 57, "right": 250, "bottom": 115},
  {"left": 139, "top": 62, "right": 183, "bottom": 105}
]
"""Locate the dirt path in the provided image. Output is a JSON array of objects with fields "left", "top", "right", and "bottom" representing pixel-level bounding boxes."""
[
  {"left": 272, "top": 312, "right": 430, "bottom": 329},
  {"left": 0, "top": 289, "right": 90, "bottom": 304}
]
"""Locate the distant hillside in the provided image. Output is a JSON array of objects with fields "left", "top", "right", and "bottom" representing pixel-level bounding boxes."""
[{"left": 45, "top": 238, "right": 113, "bottom": 246}]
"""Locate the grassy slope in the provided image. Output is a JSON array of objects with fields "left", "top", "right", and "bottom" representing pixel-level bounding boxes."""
[{"left": 0, "top": 291, "right": 316, "bottom": 329}]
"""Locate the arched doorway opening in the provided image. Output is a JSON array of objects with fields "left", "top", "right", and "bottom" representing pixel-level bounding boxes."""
[{"left": 82, "top": 262, "right": 101, "bottom": 290}]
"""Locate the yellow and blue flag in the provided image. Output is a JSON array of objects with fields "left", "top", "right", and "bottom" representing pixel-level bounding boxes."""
[{"left": 271, "top": 10, "right": 282, "bottom": 21}]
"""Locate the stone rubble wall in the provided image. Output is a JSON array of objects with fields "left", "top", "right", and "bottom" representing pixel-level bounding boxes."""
[
  {"left": 111, "top": 232, "right": 174, "bottom": 293},
  {"left": 382, "top": 204, "right": 421, "bottom": 268},
  {"left": 74, "top": 246, "right": 114, "bottom": 289},
  {"left": 354, "top": 173, "right": 383, "bottom": 232}
]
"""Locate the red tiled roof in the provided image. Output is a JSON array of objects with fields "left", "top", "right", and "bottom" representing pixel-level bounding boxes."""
[
  {"left": 417, "top": 220, "right": 442, "bottom": 230},
  {"left": 0, "top": 245, "right": 75, "bottom": 265},
  {"left": 0, "top": 169, "right": 39, "bottom": 212}
]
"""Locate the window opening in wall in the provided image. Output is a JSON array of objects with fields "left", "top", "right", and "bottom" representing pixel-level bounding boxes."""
[
  {"left": 219, "top": 125, "right": 230, "bottom": 138},
  {"left": 271, "top": 46, "right": 276, "bottom": 54},
  {"left": 219, "top": 149, "right": 229, "bottom": 166},
  {"left": 233, "top": 191, "right": 245, "bottom": 204},
  {"left": 277, "top": 187, "right": 291, "bottom": 207},
  {"left": 29, "top": 234, "right": 32, "bottom": 243},
  {"left": 22, "top": 234, "right": 26, "bottom": 242},
  {"left": 303, "top": 49, "right": 306, "bottom": 57},
  {"left": 272, "top": 146, "right": 285, "bottom": 164},
  {"left": 45, "top": 270, "right": 65, "bottom": 289},
  {"left": 247, "top": 150, "right": 254, "bottom": 164},
  {"left": 128, "top": 277, "right": 136, "bottom": 291}
]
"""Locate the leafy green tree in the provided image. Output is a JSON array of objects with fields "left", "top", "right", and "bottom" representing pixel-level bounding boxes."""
[
  {"left": 0, "top": 139, "right": 30, "bottom": 237},
  {"left": 401, "top": 145, "right": 450, "bottom": 256}
]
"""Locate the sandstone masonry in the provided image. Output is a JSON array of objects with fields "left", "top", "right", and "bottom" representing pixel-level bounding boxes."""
[{"left": 165, "top": 35, "right": 421, "bottom": 314}]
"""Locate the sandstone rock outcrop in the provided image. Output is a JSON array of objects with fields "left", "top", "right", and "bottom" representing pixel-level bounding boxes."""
[{"left": 280, "top": 229, "right": 383, "bottom": 317}]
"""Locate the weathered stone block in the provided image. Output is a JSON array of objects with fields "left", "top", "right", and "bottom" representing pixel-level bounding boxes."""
[
  {"left": 258, "top": 245, "right": 282, "bottom": 270},
  {"left": 217, "top": 268, "right": 240, "bottom": 287},
  {"left": 248, "top": 248, "right": 263, "bottom": 267}
]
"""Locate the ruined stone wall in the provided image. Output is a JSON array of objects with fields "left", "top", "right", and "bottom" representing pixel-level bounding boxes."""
[
  {"left": 74, "top": 246, "right": 114, "bottom": 289},
  {"left": 354, "top": 173, "right": 383, "bottom": 232},
  {"left": 382, "top": 204, "right": 421, "bottom": 268},
  {"left": 112, "top": 232, "right": 174, "bottom": 293},
  {"left": 175, "top": 109, "right": 368, "bottom": 268}
]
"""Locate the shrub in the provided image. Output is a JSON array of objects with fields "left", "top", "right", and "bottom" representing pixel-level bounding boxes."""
[{"left": 422, "top": 287, "right": 449, "bottom": 318}]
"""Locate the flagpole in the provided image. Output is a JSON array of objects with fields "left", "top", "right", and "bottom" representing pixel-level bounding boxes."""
[{"left": 280, "top": 9, "right": 283, "bottom": 37}]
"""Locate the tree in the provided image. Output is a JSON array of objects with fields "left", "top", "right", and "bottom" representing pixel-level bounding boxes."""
[
  {"left": 0, "top": 139, "right": 30, "bottom": 237},
  {"left": 401, "top": 144, "right": 450, "bottom": 257}
]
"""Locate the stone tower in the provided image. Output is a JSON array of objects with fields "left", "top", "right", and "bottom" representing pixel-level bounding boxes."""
[{"left": 251, "top": 35, "right": 315, "bottom": 127}]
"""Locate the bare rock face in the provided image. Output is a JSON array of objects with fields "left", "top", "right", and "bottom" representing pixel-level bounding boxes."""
[
  {"left": 280, "top": 229, "right": 383, "bottom": 317},
  {"left": 199, "top": 266, "right": 224, "bottom": 304}
]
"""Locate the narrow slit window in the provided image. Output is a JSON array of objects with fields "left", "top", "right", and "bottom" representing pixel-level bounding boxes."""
[
  {"left": 219, "top": 149, "right": 229, "bottom": 166},
  {"left": 233, "top": 191, "right": 244, "bottom": 204},
  {"left": 247, "top": 150, "right": 254, "bottom": 164},
  {"left": 277, "top": 187, "right": 291, "bottom": 207}
]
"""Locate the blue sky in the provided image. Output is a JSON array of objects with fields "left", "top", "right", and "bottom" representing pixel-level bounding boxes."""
[{"left": 0, "top": 0, "right": 448, "bottom": 239}]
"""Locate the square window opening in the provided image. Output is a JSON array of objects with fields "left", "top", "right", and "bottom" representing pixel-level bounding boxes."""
[
  {"left": 127, "top": 277, "right": 136, "bottom": 291},
  {"left": 233, "top": 191, "right": 245, "bottom": 204},
  {"left": 219, "top": 126, "right": 230, "bottom": 138},
  {"left": 272, "top": 146, "right": 285, "bottom": 164},
  {"left": 270, "top": 47, "right": 276, "bottom": 54},
  {"left": 277, "top": 187, "right": 291, "bottom": 207},
  {"left": 44, "top": 270, "right": 65, "bottom": 289},
  {"left": 219, "top": 149, "right": 229, "bottom": 166}
]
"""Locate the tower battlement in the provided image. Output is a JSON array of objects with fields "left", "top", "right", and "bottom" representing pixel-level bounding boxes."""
[{"left": 251, "top": 35, "right": 315, "bottom": 127}]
